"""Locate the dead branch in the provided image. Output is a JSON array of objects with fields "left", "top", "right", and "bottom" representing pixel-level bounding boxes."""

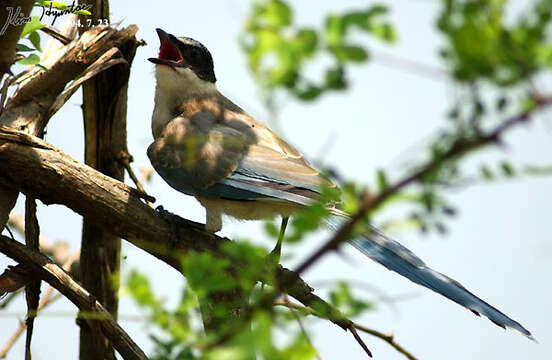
[
  {"left": 0, "top": 235, "right": 147, "bottom": 360},
  {"left": 0, "top": 1, "right": 35, "bottom": 76},
  {"left": 0, "top": 24, "right": 139, "bottom": 232},
  {"left": 0, "top": 250, "right": 79, "bottom": 358},
  {"left": 1, "top": 25, "right": 138, "bottom": 135},
  {"left": 24, "top": 196, "right": 40, "bottom": 359}
]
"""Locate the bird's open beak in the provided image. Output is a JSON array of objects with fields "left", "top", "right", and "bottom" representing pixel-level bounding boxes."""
[{"left": 148, "top": 28, "right": 185, "bottom": 68}]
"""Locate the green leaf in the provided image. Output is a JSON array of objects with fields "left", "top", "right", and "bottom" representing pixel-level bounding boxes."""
[
  {"left": 325, "top": 14, "right": 344, "bottom": 47},
  {"left": 329, "top": 282, "right": 373, "bottom": 317},
  {"left": 295, "top": 85, "right": 322, "bottom": 101},
  {"left": 17, "top": 54, "right": 40, "bottom": 65},
  {"left": 20, "top": 16, "right": 46, "bottom": 38},
  {"left": 127, "top": 270, "right": 156, "bottom": 306},
  {"left": 29, "top": 31, "right": 42, "bottom": 52},
  {"left": 16, "top": 43, "right": 35, "bottom": 52},
  {"left": 376, "top": 169, "right": 389, "bottom": 191},
  {"left": 370, "top": 23, "right": 396, "bottom": 42},
  {"left": 262, "top": 0, "right": 292, "bottom": 27},
  {"left": 44, "top": 1, "right": 68, "bottom": 9},
  {"left": 75, "top": 9, "right": 92, "bottom": 15},
  {"left": 294, "top": 28, "right": 318, "bottom": 54},
  {"left": 329, "top": 45, "right": 368, "bottom": 63},
  {"left": 324, "top": 67, "right": 346, "bottom": 89},
  {"left": 264, "top": 220, "right": 280, "bottom": 238},
  {"left": 35, "top": 64, "right": 48, "bottom": 71},
  {"left": 500, "top": 161, "right": 515, "bottom": 177},
  {"left": 342, "top": 45, "right": 368, "bottom": 62},
  {"left": 480, "top": 164, "right": 494, "bottom": 179}
]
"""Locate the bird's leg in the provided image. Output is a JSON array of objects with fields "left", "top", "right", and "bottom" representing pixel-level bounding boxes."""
[
  {"left": 205, "top": 208, "right": 222, "bottom": 233},
  {"left": 268, "top": 216, "right": 289, "bottom": 264}
]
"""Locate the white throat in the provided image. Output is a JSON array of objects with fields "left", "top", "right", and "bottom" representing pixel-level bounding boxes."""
[{"left": 151, "top": 65, "right": 217, "bottom": 138}]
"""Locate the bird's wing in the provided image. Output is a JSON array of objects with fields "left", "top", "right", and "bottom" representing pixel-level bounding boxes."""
[
  {"left": 147, "top": 105, "right": 329, "bottom": 201},
  {"left": 147, "top": 112, "right": 251, "bottom": 195}
]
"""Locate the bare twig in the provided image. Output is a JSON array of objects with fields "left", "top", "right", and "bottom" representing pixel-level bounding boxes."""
[
  {"left": 39, "top": 26, "right": 72, "bottom": 45},
  {"left": 118, "top": 151, "right": 155, "bottom": 206},
  {"left": 294, "top": 96, "right": 552, "bottom": 275},
  {"left": 24, "top": 196, "right": 40, "bottom": 360},
  {"left": 0, "top": 236, "right": 147, "bottom": 360},
  {"left": 282, "top": 295, "right": 322, "bottom": 360},
  {"left": 275, "top": 299, "right": 417, "bottom": 360},
  {"left": 47, "top": 48, "right": 128, "bottom": 119},
  {"left": 0, "top": 75, "right": 11, "bottom": 117},
  {"left": 353, "top": 323, "right": 417, "bottom": 360},
  {"left": 372, "top": 51, "right": 448, "bottom": 83},
  {"left": 0, "top": 250, "right": 79, "bottom": 359},
  {"left": 348, "top": 326, "right": 372, "bottom": 358}
]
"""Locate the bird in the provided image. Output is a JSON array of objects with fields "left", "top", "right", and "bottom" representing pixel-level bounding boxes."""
[{"left": 147, "top": 28, "right": 534, "bottom": 340}]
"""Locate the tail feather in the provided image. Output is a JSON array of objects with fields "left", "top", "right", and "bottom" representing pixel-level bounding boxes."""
[{"left": 326, "top": 214, "right": 534, "bottom": 340}]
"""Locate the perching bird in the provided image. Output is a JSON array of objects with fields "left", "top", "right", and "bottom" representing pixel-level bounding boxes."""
[{"left": 147, "top": 28, "right": 533, "bottom": 339}]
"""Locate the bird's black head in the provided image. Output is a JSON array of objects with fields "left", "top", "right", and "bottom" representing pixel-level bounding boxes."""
[{"left": 148, "top": 28, "right": 216, "bottom": 83}]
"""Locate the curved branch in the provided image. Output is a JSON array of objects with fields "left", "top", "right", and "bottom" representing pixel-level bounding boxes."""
[
  {"left": 0, "top": 235, "right": 147, "bottom": 360},
  {"left": 294, "top": 95, "right": 552, "bottom": 275},
  {"left": 0, "top": 126, "right": 363, "bottom": 349}
]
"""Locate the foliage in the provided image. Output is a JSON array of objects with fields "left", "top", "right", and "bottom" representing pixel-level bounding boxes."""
[
  {"left": 438, "top": 0, "right": 552, "bottom": 85},
  {"left": 240, "top": 0, "right": 396, "bottom": 101},
  {"left": 16, "top": 1, "right": 92, "bottom": 68},
  {"left": 16, "top": 16, "right": 46, "bottom": 67},
  {"left": 125, "top": 0, "right": 552, "bottom": 359}
]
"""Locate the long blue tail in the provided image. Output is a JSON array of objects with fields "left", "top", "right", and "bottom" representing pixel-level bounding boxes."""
[{"left": 326, "top": 214, "right": 534, "bottom": 339}]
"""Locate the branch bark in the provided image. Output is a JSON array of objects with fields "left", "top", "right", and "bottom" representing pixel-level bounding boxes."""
[
  {"left": 0, "top": 24, "right": 139, "bottom": 230},
  {"left": 0, "top": 235, "right": 147, "bottom": 360},
  {"left": 0, "top": 126, "right": 363, "bottom": 348},
  {"left": 75, "top": 2, "right": 138, "bottom": 358},
  {"left": 24, "top": 197, "right": 40, "bottom": 360},
  {"left": 0, "top": 0, "right": 34, "bottom": 76}
]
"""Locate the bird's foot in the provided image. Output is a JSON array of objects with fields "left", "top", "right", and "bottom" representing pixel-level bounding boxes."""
[{"left": 155, "top": 205, "right": 180, "bottom": 247}]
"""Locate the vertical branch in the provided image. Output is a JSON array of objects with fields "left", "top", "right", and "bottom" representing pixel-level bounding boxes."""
[
  {"left": 76, "top": 2, "right": 137, "bottom": 359},
  {"left": 0, "top": 0, "right": 35, "bottom": 76},
  {"left": 0, "top": 0, "right": 34, "bottom": 231},
  {"left": 24, "top": 197, "right": 40, "bottom": 360}
]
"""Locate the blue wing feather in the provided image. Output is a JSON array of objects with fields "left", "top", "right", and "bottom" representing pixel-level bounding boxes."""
[{"left": 326, "top": 215, "right": 534, "bottom": 339}]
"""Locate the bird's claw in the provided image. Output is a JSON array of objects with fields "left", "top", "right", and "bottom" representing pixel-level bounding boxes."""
[{"left": 155, "top": 205, "right": 179, "bottom": 247}]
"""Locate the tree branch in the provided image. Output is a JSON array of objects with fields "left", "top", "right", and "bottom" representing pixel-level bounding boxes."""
[
  {"left": 0, "top": 1, "right": 35, "bottom": 76},
  {"left": 275, "top": 298, "right": 417, "bottom": 360},
  {"left": 0, "top": 126, "right": 378, "bottom": 355},
  {"left": 24, "top": 196, "right": 40, "bottom": 360},
  {"left": 0, "top": 24, "right": 139, "bottom": 232},
  {"left": 294, "top": 96, "right": 552, "bottom": 275},
  {"left": 0, "top": 235, "right": 147, "bottom": 360},
  {"left": 0, "top": 249, "right": 79, "bottom": 358}
]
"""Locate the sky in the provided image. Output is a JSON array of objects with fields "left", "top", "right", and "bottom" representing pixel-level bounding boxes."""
[{"left": 1, "top": 1, "right": 551, "bottom": 359}]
